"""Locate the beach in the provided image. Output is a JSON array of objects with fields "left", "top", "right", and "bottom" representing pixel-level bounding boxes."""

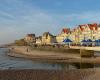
[
  {"left": 7, "top": 46, "right": 100, "bottom": 63},
  {"left": 0, "top": 46, "right": 99, "bottom": 80},
  {"left": 0, "top": 68, "right": 99, "bottom": 80}
]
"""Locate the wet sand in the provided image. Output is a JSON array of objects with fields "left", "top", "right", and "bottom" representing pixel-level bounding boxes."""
[
  {"left": 0, "top": 68, "right": 99, "bottom": 80},
  {"left": 3, "top": 46, "right": 100, "bottom": 80}
]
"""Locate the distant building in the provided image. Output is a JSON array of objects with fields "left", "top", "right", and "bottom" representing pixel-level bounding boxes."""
[
  {"left": 23, "top": 23, "right": 100, "bottom": 45},
  {"left": 36, "top": 36, "right": 42, "bottom": 44},
  {"left": 24, "top": 34, "right": 36, "bottom": 43},
  {"left": 42, "top": 32, "right": 56, "bottom": 44}
]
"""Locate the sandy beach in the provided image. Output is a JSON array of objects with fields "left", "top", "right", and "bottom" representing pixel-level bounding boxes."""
[
  {"left": 7, "top": 46, "right": 100, "bottom": 63},
  {"left": 0, "top": 47, "right": 100, "bottom": 80}
]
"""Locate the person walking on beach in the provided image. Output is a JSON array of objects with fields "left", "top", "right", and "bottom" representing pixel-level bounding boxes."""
[{"left": 12, "top": 47, "right": 14, "bottom": 50}]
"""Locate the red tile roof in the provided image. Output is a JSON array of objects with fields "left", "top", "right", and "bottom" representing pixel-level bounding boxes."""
[
  {"left": 88, "top": 23, "right": 98, "bottom": 31},
  {"left": 62, "top": 28, "right": 70, "bottom": 33},
  {"left": 79, "top": 25, "right": 86, "bottom": 31}
]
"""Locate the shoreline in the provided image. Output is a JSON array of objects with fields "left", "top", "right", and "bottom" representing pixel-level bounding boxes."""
[{"left": 2, "top": 46, "right": 100, "bottom": 80}]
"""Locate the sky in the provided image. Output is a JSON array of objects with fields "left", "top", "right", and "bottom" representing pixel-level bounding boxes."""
[{"left": 1, "top": 0, "right": 100, "bottom": 44}]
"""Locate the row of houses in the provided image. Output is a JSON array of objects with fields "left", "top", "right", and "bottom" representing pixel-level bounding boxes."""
[
  {"left": 70, "top": 23, "right": 100, "bottom": 43},
  {"left": 24, "top": 32, "right": 56, "bottom": 45},
  {"left": 24, "top": 23, "right": 100, "bottom": 45}
]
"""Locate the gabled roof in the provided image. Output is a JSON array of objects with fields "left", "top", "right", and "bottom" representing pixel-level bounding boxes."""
[
  {"left": 43, "top": 32, "right": 54, "bottom": 37},
  {"left": 79, "top": 25, "right": 85, "bottom": 31},
  {"left": 62, "top": 28, "right": 70, "bottom": 33},
  {"left": 88, "top": 23, "right": 98, "bottom": 30}
]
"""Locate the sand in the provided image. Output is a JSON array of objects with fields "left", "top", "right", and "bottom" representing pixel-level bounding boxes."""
[
  {"left": 4, "top": 46, "right": 100, "bottom": 80},
  {"left": 0, "top": 68, "right": 99, "bottom": 80},
  {"left": 7, "top": 46, "right": 100, "bottom": 63}
]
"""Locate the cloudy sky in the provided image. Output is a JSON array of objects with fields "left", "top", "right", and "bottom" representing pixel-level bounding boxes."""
[{"left": 0, "top": 0, "right": 100, "bottom": 44}]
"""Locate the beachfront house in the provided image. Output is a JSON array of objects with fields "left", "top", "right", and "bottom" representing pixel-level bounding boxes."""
[
  {"left": 70, "top": 23, "right": 99, "bottom": 44},
  {"left": 42, "top": 32, "right": 56, "bottom": 44},
  {"left": 97, "top": 24, "right": 100, "bottom": 39},
  {"left": 24, "top": 34, "right": 36, "bottom": 44},
  {"left": 56, "top": 28, "right": 71, "bottom": 43},
  {"left": 36, "top": 36, "right": 42, "bottom": 44},
  {"left": 69, "top": 29, "right": 76, "bottom": 43},
  {"left": 87, "top": 23, "right": 98, "bottom": 41},
  {"left": 70, "top": 25, "right": 88, "bottom": 44}
]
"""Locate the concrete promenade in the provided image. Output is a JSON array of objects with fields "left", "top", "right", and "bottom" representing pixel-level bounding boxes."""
[{"left": 70, "top": 46, "right": 100, "bottom": 51}]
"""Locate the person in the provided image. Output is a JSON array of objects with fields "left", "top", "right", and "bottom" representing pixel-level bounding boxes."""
[{"left": 12, "top": 47, "right": 14, "bottom": 50}]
